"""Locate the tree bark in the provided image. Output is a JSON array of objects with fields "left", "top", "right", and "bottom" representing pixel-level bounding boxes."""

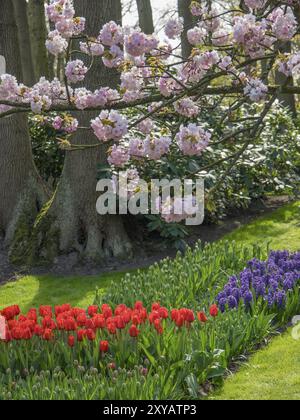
[
  {"left": 27, "top": 0, "right": 50, "bottom": 81},
  {"left": 12, "top": 0, "right": 35, "bottom": 86},
  {"left": 136, "top": 0, "right": 154, "bottom": 34},
  {"left": 26, "top": 0, "right": 132, "bottom": 265},
  {"left": 0, "top": 0, "right": 49, "bottom": 263},
  {"left": 178, "top": 0, "right": 196, "bottom": 59}
]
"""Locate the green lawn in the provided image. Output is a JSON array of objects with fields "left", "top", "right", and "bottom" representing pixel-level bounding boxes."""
[
  {"left": 0, "top": 200, "right": 299, "bottom": 312},
  {"left": 0, "top": 272, "right": 125, "bottom": 312},
  {"left": 225, "top": 200, "right": 300, "bottom": 251},
  {"left": 210, "top": 329, "right": 300, "bottom": 400}
]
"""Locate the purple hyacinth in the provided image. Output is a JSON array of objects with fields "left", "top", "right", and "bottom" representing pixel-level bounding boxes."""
[
  {"left": 228, "top": 295, "right": 238, "bottom": 309},
  {"left": 243, "top": 290, "right": 253, "bottom": 306},
  {"left": 275, "top": 290, "right": 286, "bottom": 307},
  {"left": 218, "top": 298, "right": 228, "bottom": 313}
]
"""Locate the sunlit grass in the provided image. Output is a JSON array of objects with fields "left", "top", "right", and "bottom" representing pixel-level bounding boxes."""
[
  {"left": 0, "top": 272, "right": 125, "bottom": 312},
  {"left": 224, "top": 201, "right": 300, "bottom": 252}
]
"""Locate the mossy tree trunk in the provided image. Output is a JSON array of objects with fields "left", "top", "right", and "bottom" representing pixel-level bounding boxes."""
[
  {"left": 25, "top": 0, "right": 132, "bottom": 265},
  {"left": 0, "top": 0, "right": 49, "bottom": 263},
  {"left": 136, "top": 0, "right": 154, "bottom": 34}
]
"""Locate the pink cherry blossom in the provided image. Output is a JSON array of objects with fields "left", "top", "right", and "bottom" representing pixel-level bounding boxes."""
[
  {"left": 271, "top": 8, "right": 297, "bottom": 41},
  {"left": 65, "top": 60, "right": 88, "bottom": 84},
  {"left": 91, "top": 110, "right": 128, "bottom": 142},
  {"left": 176, "top": 124, "right": 211, "bottom": 156},
  {"left": 108, "top": 145, "right": 130, "bottom": 167},
  {"left": 0, "top": 74, "right": 19, "bottom": 100},
  {"left": 46, "top": 30, "right": 68, "bottom": 56},
  {"left": 174, "top": 98, "right": 199, "bottom": 118},
  {"left": 190, "top": 1, "right": 203, "bottom": 17},
  {"left": 187, "top": 27, "right": 207, "bottom": 46},
  {"left": 80, "top": 41, "right": 105, "bottom": 57},
  {"left": 157, "top": 195, "right": 198, "bottom": 224},
  {"left": 100, "top": 21, "right": 124, "bottom": 47},
  {"left": 165, "top": 18, "right": 183, "bottom": 40},
  {"left": 102, "top": 45, "right": 124, "bottom": 68},
  {"left": 144, "top": 136, "right": 172, "bottom": 160},
  {"left": 278, "top": 53, "right": 300, "bottom": 77},
  {"left": 158, "top": 75, "right": 182, "bottom": 97},
  {"left": 244, "top": 78, "right": 268, "bottom": 102},
  {"left": 233, "top": 14, "right": 274, "bottom": 58},
  {"left": 137, "top": 119, "right": 153, "bottom": 135},
  {"left": 125, "top": 31, "right": 159, "bottom": 57},
  {"left": 129, "top": 138, "right": 146, "bottom": 158}
]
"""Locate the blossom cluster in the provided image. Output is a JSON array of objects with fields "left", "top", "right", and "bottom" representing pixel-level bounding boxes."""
[
  {"left": 52, "top": 114, "right": 78, "bottom": 133},
  {"left": 165, "top": 18, "right": 184, "bottom": 40},
  {"left": 32, "top": 113, "right": 78, "bottom": 134},
  {"left": 244, "top": 77, "right": 268, "bottom": 102},
  {"left": 278, "top": 53, "right": 300, "bottom": 78},
  {"left": 46, "top": 0, "right": 85, "bottom": 53},
  {"left": 174, "top": 98, "right": 199, "bottom": 118},
  {"left": 74, "top": 87, "right": 119, "bottom": 110},
  {"left": 0, "top": 302, "right": 219, "bottom": 345},
  {"left": 65, "top": 60, "right": 88, "bottom": 84},
  {"left": 156, "top": 195, "right": 201, "bottom": 224},
  {"left": 217, "top": 251, "right": 300, "bottom": 312},
  {"left": 176, "top": 123, "right": 211, "bottom": 157},
  {"left": 91, "top": 110, "right": 128, "bottom": 142}
]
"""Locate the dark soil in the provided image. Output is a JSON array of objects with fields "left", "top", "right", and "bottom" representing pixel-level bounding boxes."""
[{"left": 0, "top": 196, "right": 290, "bottom": 285}]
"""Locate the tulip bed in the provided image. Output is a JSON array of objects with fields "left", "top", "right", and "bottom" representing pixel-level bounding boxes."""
[{"left": 0, "top": 242, "right": 300, "bottom": 400}]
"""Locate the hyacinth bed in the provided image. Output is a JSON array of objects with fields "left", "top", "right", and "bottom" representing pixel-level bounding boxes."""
[
  {"left": 0, "top": 244, "right": 299, "bottom": 400},
  {"left": 217, "top": 251, "right": 300, "bottom": 320}
]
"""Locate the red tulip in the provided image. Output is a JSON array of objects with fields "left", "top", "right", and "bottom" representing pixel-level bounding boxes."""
[
  {"left": 210, "top": 304, "right": 219, "bottom": 318},
  {"left": 86, "top": 329, "right": 96, "bottom": 341},
  {"left": 129, "top": 324, "right": 140, "bottom": 338},
  {"left": 100, "top": 340, "right": 109, "bottom": 353},
  {"left": 198, "top": 312, "right": 208, "bottom": 323},
  {"left": 68, "top": 335, "right": 75, "bottom": 347},
  {"left": 88, "top": 305, "right": 98, "bottom": 317},
  {"left": 42, "top": 328, "right": 53, "bottom": 341}
]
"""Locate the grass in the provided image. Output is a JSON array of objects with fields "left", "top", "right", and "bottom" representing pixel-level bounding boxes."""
[
  {"left": 210, "top": 329, "right": 300, "bottom": 400},
  {"left": 0, "top": 272, "right": 125, "bottom": 312},
  {"left": 0, "top": 201, "right": 299, "bottom": 311},
  {"left": 224, "top": 201, "right": 300, "bottom": 251}
]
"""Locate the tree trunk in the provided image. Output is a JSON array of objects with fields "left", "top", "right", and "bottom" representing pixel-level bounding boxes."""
[
  {"left": 178, "top": 0, "right": 196, "bottom": 59},
  {"left": 12, "top": 0, "right": 35, "bottom": 86},
  {"left": 25, "top": 0, "right": 132, "bottom": 265},
  {"left": 275, "top": 41, "right": 297, "bottom": 117},
  {"left": 27, "top": 0, "right": 50, "bottom": 81},
  {"left": 0, "top": 0, "right": 49, "bottom": 264},
  {"left": 136, "top": 0, "right": 154, "bottom": 34}
]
